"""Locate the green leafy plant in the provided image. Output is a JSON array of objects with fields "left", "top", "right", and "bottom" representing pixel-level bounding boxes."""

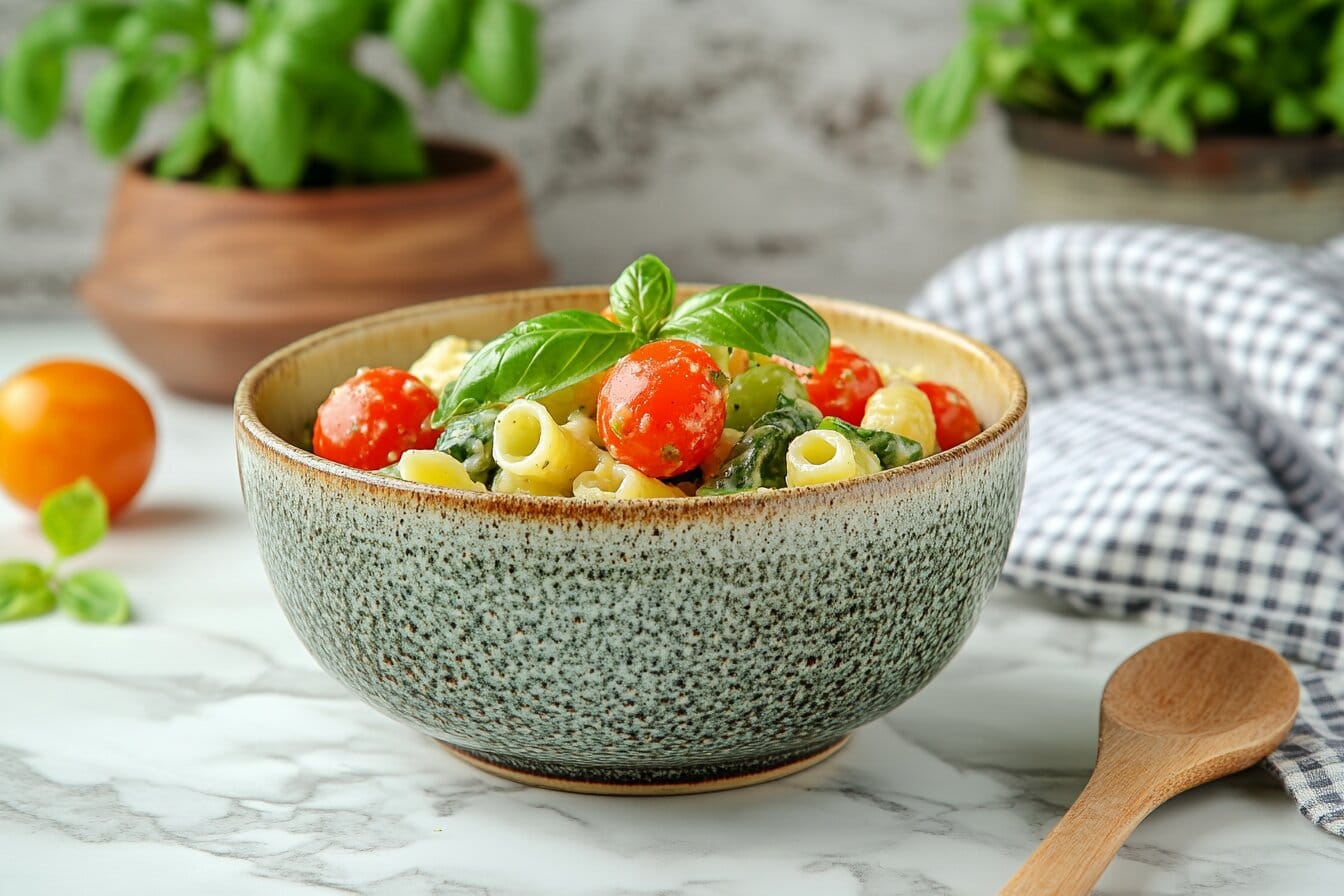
[
  {"left": 905, "top": 0, "right": 1344, "bottom": 161},
  {"left": 0, "top": 0, "right": 541, "bottom": 189},
  {"left": 0, "top": 478, "right": 132, "bottom": 625},
  {"left": 433, "top": 254, "right": 832, "bottom": 420}
]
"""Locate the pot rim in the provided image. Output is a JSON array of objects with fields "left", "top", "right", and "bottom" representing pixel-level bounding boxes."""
[
  {"left": 119, "top": 135, "right": 519, "bottom": 204},
  {"left": 234, "top": 285, "right": 1029, "bottom": 523},
  {"left": 1001, "top": 105, "right": 1344, "bottom": 181}
]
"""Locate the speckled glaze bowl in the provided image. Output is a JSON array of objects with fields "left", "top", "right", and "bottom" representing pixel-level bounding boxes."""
[{"left": 235, "top": 286, "right": 1028, "bottom": 795}]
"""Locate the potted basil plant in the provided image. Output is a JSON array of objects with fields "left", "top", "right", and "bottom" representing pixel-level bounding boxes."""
[
  {"left": 905, "top": 0, "right": 1344, "bottom": 244},
  {"left": 0, "top": 0, "right": 549, "bottom": 401}
]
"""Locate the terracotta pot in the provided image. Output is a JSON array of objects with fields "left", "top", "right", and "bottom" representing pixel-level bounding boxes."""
[
  {"left": 80, "top": 139, "right": 551, "bottom": 402},
  {"left": 1004, "top": 109, "right": 1344, "bottom": 243}
]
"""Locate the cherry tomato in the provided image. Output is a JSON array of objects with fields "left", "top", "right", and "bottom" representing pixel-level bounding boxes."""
[
  {"left": 313, "top": 367, "right": 442, "bottom": 470},
  {"left": 916, "top": 381, "right": 981, "bottom": 450},
  {"left": 597, "top": 340, "right": 726, "bottom": 479},
  {"left": 0, "top": 360, "right": 156, "bottom": 516},
  {"left": 777, "top": 342, "right": 883, "bottom": 425}
]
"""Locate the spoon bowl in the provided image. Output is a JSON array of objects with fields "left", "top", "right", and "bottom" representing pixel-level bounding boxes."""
[{"left": 1002, "top": 631, "right": 1299, "bottom": 895}]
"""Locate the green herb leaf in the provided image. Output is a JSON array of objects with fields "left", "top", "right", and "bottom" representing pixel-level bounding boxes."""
[
  {"left": 658, "top": 284, "right": 831, "bottom": 369},
  {"left": 818, "top": 417, "right": 924, "bottom": 469},
  {"left": 902, "top": 33, "right": 985, "bottom": 165},
  {"left": 155, "top": 109, "right": 218, "bottom": 179},
  {"left": 39, "top": 478, "right": 109, "bottom": 559},
  {"left": 609, "top": 254, "right": 675, "bottom": 342},
  {"left": 56, "top": 569, "right": 131, "bottom": 625},
  {"left": 1179, "top": 0, "right": 1239, "bottom": 51},
  {"left": 440, "top": 310, "right": 641, "bottom": 418},
  {"left": 433, "top": 404, "right": 502, "bottom": 480},
  {"left": 461, "top": 0, "right": 541, "bottom": 114},
  {"left": 390, "top": 0, "right": 471, "bottom": 87},
  {"left": 228, "top": 52, "right": 308, "bottom": 189},
  {"left": 0, "top": 561, "right": 55, "bottom": 623},
  {"left": 700, "top": 396, "right": 823, "bottom": 495},
  {"left": 83, "top": 61, "right": 155, "bottom": 157},
  {"left": 0, "top": 34, "right": 67, "bottom": 139}
]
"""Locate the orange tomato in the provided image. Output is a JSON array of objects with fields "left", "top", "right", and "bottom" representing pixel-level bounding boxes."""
[{"left": 0, "top": 360, "right": 156, "bottom": 516}]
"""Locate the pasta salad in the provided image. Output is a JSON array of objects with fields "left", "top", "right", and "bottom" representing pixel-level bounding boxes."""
[{"left": 310, "top": 255, "right": 982, "bottom": 498}]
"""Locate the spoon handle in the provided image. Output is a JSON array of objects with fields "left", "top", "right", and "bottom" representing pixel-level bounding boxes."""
[{"left": 1000, "top": 753, "right": 1162, "bottom": 895}]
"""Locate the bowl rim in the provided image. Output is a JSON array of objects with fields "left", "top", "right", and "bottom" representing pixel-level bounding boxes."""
[{"left": 234, "top": 285, "right": 1028, "bottom": 520}]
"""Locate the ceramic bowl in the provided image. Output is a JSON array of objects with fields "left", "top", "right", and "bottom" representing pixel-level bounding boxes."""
[{"left": 234, "top": 286, "right": 1028, "bottom": 794}]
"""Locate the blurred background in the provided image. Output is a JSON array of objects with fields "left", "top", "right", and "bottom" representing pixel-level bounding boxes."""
[{"left": 0, "top": 0, "right": 1015, "bottom": 319}]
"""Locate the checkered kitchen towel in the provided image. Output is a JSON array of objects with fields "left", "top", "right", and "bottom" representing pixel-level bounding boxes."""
[{"left": 911, "top": 223, "right": 1344, "bottom": 835}]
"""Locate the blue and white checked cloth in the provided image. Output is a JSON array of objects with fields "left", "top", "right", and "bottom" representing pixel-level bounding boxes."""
[{"left": 911, "top": 224, "right": 1344, "bottom": 836}]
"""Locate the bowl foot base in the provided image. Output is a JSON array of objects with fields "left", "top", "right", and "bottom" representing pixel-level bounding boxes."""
[{"left": 438, "top": 736, "right": 850, "bottom": 796}]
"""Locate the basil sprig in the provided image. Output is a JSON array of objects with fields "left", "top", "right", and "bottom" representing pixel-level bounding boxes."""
[
  {"left": 0, "top": 478, "right": 132, "bottom": 625},
  {"left": 435, "top": 254, "right": 831, "bottom": 419},
  {"left": 659, "top": 284, "right": 830, "bottom": 365}
]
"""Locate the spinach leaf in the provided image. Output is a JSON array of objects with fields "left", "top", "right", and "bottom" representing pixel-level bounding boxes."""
[
  {"left": 819, "top": 417, "right": 924, "bottom": 470},
  {"left": 438, "top": 310, "right": 641, "bottom": 418},
  {"left": 610, "top": 254, "right": 675, "bottom": 342},
  {"left": 658, "top": 284, "right": 831, "bottom": 370},
  {"left": 434, "top": 404, "right": 502, "bottom": 482},
  {"left": 700, "top": 396, "right": 823, "bottom": 495}
]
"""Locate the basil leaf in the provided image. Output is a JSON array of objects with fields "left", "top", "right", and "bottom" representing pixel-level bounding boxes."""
[
  {"left": 461, "top": 0, "right": 541, "bottom": 114},
  {"left": 56, "top": 569, "right": 131, "bottom": 625},
  {"left": 902, "top": 33, "right": 985, "bottom": 165},
  {"left": 0, "top": 33, "right": 67, "bottom": 139},
  {"left": 610, "top": 254, "right": 675, "bottom": 341},
  {"left": 40, "top": 478, "right": 109, "bottom": 559},
  {"left": 658, "top": 284, "right": 831, "bottom": 369},
  {"left": 228, "top": 52, "right": 308, "bottom": 189},
  {"left": 83, "top": 61, "right": 156, "bottom": 157},
  {"left": 1179, "top": 0, "right": 1238, "bottom": 51},
  {"left": 0, "top": 561, "right": 55, "bottom": 623},
  {"left": 155, "top": 109, "right": 218, "bottom": 179},
  {"left": 390, "top": 0, "right": 471, "bottom": 87},
  {"left": 440, "top": 310, "right": 641, "bottom": 418}
]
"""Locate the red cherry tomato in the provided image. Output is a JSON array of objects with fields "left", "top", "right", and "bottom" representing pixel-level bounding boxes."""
[
  {"left": 916, "top": 381, "right": 981, "bottom": 450},
  {"left": 777, "top": 342, "right": 883, "bottom": 425},
  {"left": 313, "top": 367, "right": 442, "bottom": 470},
  {"left": 597, "top": 340, "right": 726, "bottom": 479}
]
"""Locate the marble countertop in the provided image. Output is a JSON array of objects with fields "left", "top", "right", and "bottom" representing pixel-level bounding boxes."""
[{"left": 3, "top": 319, "right": 1342, "bottom": 895}]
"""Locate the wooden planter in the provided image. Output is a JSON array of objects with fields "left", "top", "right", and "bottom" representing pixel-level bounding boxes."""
[
  {"left": 1005, "top": 109, "right": 1344, "bottom": 243},
  {"left": 80, "top": 139, "right": 551, "bottom": 402}
]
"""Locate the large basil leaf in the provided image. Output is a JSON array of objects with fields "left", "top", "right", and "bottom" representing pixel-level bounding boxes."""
[
  {"left": 228, "top": 52, "right": 308, "bottom": 189},
  {"left": 83, "top": 61, "right": 156, "bottom": 156},
  {"left": 609, "top": 254, "right": 675, "bottom": 341},
  {"left": 461, "top": 0, "right": 540, "bottom": 114},
  {"left": 390, "top": 0, "right": 471, "bottom": 87},
  {"left": 658, "top": 284, "right": 830, "bottom": 369},
  {"left": 439, "top": 310, "right": 640, "bottom": 418},
  {"left": 902, "top": 33, "right": 985, "bottom": 165}
]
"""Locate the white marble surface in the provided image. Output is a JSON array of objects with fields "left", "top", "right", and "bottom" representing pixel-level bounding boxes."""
[{"left": 3, "top": 319, "right": 1343, "bottom": 895}]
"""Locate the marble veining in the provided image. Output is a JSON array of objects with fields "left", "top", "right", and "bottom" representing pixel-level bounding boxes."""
[{"left": 2, "top": 322, "right": 1343, "bottom": 894}]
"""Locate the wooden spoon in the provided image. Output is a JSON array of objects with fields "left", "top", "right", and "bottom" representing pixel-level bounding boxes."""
[{"left": 1001, "top": 631, "right": 1299, "bottom": 895}]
